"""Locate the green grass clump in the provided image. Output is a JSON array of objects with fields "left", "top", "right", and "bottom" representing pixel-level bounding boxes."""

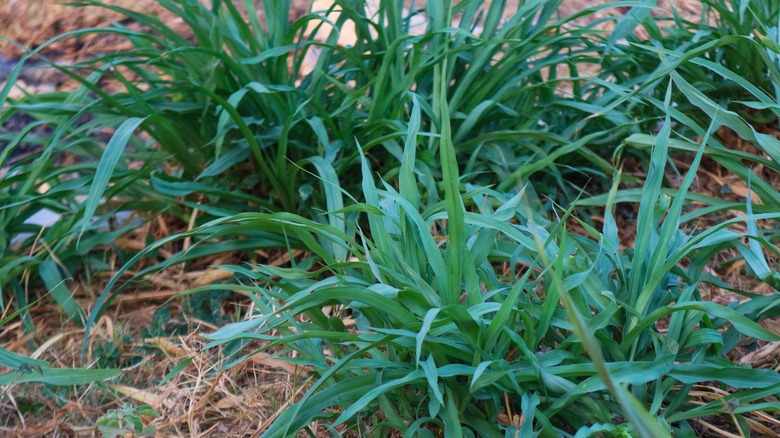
[
  {"left": 1, "top": 0, "right": 780, "bottom": 436},
  {"left": 98, "top": 80, "right": 780, "bottom": 436},
  {"left": 1, "top": 0, "right": 632, "bottom": 318},
  {"left": 6, "top": 0, "right": 631, "bottom": 211},
  {"left": 188, "top": 83, "right": 780, "bottom": 437}
]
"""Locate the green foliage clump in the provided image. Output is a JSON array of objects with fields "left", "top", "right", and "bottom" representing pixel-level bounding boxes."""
[
  {"left": 96, "top": 403, "right": 158, "bottom": 438},
  {"left": 1, "top": 0, "right": 779, "bottom": 436}
]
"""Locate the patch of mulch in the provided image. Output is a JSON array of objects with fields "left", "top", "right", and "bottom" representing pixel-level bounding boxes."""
[{"left": 0, "top": 1, "right": 175, "bottom": 59}]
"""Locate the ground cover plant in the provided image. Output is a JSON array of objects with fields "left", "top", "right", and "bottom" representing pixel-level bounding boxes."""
[
  {"left": 1, "top": 0, "right": 620, "bottom": 319},
  {"left": 0, "top": 0, "right": 779, "bottom": 436}
]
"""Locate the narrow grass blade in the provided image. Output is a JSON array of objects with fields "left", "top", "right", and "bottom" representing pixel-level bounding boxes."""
[{"left": 79, "top": 117, "right": 147, "bottom": 240}]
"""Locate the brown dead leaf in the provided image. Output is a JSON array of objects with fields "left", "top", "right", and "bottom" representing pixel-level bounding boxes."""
[
  {"left": 189, "top": 268, "right": 235, "bottom": 288},
  {"left": 143, "top": 337, "right": 189, "bottom": 359},
  {"left": 108, "top": 384, "right": 162, "bottom": 410},
  {"left": 250, "top": 352, "right": 311, "bottom": 377}
]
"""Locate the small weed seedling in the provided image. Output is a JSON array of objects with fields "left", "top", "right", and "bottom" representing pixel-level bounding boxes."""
[{"left": 96, "top": 403, "right": 158, "bottom": 438}]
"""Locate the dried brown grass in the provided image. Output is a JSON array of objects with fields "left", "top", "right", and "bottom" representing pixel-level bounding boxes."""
[
  {"left": 0, "top": 288, "right": 304, "bottom": 436},
  {"left": 0, "top": 208, "right": 305, "bottom": 436}
]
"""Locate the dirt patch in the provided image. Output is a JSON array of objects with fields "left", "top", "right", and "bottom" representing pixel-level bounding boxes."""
[
  {"left": 0, "top": 1, "right": 172, "bottom": 59},
  {"left": 0, "top": 1, "right": 313, "bottom": 60}
]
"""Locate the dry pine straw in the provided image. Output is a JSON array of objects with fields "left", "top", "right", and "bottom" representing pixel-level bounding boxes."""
[
  {"left": 1, "top": 0, "right": 780, "bottom": 436},
  {"left": 0, "top": 214, "right": 313, "bottom": 437}
]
